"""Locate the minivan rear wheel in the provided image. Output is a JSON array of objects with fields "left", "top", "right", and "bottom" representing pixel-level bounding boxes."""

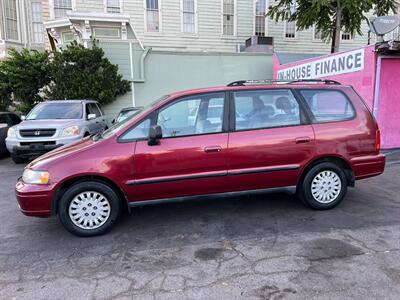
[
  {"left": 58, "top": 181, "right": 121, "bottom": 237},
  {"left": 299, "top": 162, "right": 347, "bottom": 210}
]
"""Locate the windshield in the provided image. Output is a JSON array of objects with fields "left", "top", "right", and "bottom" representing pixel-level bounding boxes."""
[
  {"left": 101, "top": 95, "right": 170, "bottom": 140},
  {"left": 27, "top": 102, "right": 83, "bottom": 120}
]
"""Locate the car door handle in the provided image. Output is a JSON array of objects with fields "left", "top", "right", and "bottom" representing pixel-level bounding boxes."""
[
  {"left": 295, "top": 137, "right": 311, "bottom": 144},
  {"left": 204, "top": 146, "right": 222, "bottom": 153}
]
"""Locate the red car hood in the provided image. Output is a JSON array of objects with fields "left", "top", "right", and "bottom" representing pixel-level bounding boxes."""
[{"left": 27, "top": 137, "right": 95, "bottom": 170}]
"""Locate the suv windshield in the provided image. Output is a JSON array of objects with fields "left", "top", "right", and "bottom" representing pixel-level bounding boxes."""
[{"left": 27, "top": 102, "right": 83, "bottom": 120}]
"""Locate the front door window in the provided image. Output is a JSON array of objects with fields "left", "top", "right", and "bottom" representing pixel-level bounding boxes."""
[{"left": 157, "top": 93, "right": 225, "bottom": 137}]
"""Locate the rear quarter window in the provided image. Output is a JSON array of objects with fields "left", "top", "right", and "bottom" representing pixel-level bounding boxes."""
[{"left": 300, "top": 89, "right": 355, "bottom": 123}]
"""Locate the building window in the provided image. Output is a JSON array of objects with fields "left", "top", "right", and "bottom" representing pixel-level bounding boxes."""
[
  {"left": 284, "top": 0, "right": 296, "bottom": 39},
  {"left": 182, "top": 0, "right": 195, "bottom": 33},
  {"left": 31, "top": 2, "right": 44, "bottom": 43},
  {"left": 5, "top": 0, "right": 18, "bottom": 41},
  {"left": 341, "top": 32, "right": 352, "bottom": 41},
  {"left": 106, "top": 0, "right": 121, "bottom": 13},
  {"left": 54, "top": 0, "right": 72, "bottom": 18},
  {"left": 62, "top": 31, "right": 75, "bottom": 43},
  {"left": 285, "top": 21, "right": 296, "bottom": 38},
  {"left": 146, "top": 0, "right": 160, "bottom": 32},
  {"left": 255, "top": 0, "right": 267, "bottom": 36},
  {"left": 222, "top": 0, "right": 235, "bottom": 36},
  {"left": 93, "top": 27, "right": 121, "bottom": 38}
]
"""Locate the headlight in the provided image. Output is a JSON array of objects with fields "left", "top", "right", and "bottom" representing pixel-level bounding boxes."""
[
  {"left": 61, "top": 125, "right": 80, "bottom": 137},
  {"left": 22, "top": 169, "right": 50, "bottom": 185},
  {"left": 7, "top": 127, "right": 16, "bottom": 138}
]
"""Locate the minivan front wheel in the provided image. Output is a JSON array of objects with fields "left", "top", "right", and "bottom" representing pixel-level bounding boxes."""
[
  {"left": 299, "top": 162, "right": 347, "bottom": 210},
  {"left": 58, "top": 181, "right": 121, "bottom": 237}
]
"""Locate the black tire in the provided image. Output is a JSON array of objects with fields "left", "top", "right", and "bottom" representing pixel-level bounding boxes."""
[
  {"left": 298, "top": 162, "right": 347, "bottom": 210},
  {"left": 11, "top": 153, "right": 28, "bottom": 164},
  {"left": 58, "top": 181, "right": 121, "bottom": 237}
]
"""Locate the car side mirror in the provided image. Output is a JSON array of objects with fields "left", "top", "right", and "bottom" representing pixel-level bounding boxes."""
[
  {"left": 21, "top": 115, "right": 26, "bottom": 121},
  {"left": 87, "top": 113, "right": 96, "bottom": 120},
  {"left": 148, "top": 125, "right": 162, "bottom": 146},
  {"left": 0, "top": 123, "right": 8, "bottom": 129},
  {"left": 112, "top": 119, "right": 116, "bottom": 124}
]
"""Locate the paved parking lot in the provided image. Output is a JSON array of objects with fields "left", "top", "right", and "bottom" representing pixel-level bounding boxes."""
[{"left": 0, "top": 155, "right": 400, "bottom": 300}]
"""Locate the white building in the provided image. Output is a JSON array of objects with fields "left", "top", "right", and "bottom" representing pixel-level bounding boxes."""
[
  {"left": 42, "top": 0, "right": 374, "bottom": 54},
  {"left": 0, "top": 0, "right": 45, "bottom": 59}
]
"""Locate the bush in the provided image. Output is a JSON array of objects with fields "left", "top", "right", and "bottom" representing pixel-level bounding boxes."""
[
  {"left": 0, "top": 48, "right": 50, "bottom": 113},
  {"left": 45, "top": 41, "right": 131, "bottom": 105},
  {"left": 0, "top": 41, "right": 131, "bottom": 113}
]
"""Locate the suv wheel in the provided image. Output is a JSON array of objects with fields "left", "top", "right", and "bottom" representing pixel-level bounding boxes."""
[
  {"left": 58, "top": 181, "right": 121, "bottom": 237},
  {"left": 11, "top": 153, "right": 28, "bottom": 164},
  {"left": 299, "top": 162, "right": 347, "bottom": 210}
]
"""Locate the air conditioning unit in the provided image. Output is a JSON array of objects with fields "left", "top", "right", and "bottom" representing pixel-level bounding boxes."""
[{"left": 244, "top": 36, "right": 274, "bottom": 53}]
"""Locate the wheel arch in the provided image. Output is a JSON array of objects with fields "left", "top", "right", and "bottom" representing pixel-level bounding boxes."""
[
  {"left": 298, "top": 155, "right": 355, "bottom": 189},
  {"left": 52, "top": 175, "right": 128, "bottom": 215}
]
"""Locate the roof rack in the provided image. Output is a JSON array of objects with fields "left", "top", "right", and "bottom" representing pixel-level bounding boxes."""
[{"left": 227, "top": 79, "right": 342, "bottom": 87}]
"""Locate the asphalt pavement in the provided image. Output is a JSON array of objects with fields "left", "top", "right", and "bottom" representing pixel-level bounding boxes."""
[{"left": 0, "top": 154, "right": 400, "bottom": 300}]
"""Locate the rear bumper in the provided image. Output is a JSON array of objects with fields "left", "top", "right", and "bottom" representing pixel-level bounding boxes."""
[
  {"left": 15, "top": 180, "right": 56, "bottom": 217},
  {"left": 351, "top": 153, "right": 385, "bottom": 180}
]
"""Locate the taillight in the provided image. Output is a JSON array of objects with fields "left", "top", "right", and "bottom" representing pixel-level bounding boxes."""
[{"left": 375, "top": 129, "right": 381, "bottom": 152}]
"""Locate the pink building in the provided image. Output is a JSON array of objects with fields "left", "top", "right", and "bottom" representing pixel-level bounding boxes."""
[{"left": 273, "top": 45, "right": 400, "bottom": 149}]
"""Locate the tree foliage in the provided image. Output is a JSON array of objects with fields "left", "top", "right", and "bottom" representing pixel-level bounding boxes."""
[
  {"left": 45, "top": 41, "right": 131, "bottom": 105},
  {"left": 0, "top": 48, "right": 51, "bottom": 112},
  {"left": 0, "top": 41, "right": 130, "bottom": 112},
  {"left": 267, "top": 0, "right": 398, "bottom": 53}
]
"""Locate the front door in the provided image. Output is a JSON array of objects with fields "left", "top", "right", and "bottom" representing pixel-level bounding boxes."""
[
  {"left": 127, "top": 92, "right": 230, "bottom": 202},
  {"left": 227, "top": 88, "right": 315, "bottom": 191}
]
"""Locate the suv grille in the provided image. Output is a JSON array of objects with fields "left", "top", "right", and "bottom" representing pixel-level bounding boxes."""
[{"left": 19, "top": 129, "right": 56, "bottom": 138}]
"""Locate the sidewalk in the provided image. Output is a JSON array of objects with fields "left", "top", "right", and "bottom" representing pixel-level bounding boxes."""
[{"left": 382, "top": 148, "right": 400, "bottom": 165}]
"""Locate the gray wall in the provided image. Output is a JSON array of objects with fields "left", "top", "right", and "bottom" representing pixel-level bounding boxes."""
[
  {"left": 134, "top": 51, "right": 273, "bottom": 107},
  {"left": 99, "top": 41, "right": 273, "bottom": 116}
]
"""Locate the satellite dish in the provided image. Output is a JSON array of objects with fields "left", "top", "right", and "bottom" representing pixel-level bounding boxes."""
[{"left": 369, "top": 15, "right": 400, "bottom": 35}]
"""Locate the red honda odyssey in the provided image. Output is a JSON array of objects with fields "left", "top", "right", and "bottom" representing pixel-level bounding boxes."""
[{"left": 15, "top": 80, "right": 385, "bottom": 236}]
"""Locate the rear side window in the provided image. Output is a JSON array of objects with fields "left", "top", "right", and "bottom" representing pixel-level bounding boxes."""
[
  {"left": 233, "top": 89, "right": 302, "bottom": 131},
  {"left": 300, "top": 90, "right": 355, "bottom": 123}
]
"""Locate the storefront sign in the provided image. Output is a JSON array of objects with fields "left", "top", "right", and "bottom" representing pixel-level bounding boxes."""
[{"left": 277, "top": 49, "right": 365, "bottom": 80}]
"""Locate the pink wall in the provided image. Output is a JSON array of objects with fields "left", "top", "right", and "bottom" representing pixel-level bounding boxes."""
[
  {"left": 376, "top": 58, "right": 400, "bottom": 148},
  {"left": 273, "top": 45, "right": 400, "bottom": 148},
  {"left": 273, "top": 46, "right": 377, "bottom": 109}
]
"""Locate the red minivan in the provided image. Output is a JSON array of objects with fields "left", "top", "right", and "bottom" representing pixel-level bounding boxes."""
[{"left": 15, "top": 80, "right": 385, "bottom": 236}]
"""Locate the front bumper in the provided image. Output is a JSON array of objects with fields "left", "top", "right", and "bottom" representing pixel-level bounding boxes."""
[
  {"left": 6, "top": 135, "right": 82, "bottom": 157},
  {"left": 15, "top": 179, "right": 56, "bottom": 217}
]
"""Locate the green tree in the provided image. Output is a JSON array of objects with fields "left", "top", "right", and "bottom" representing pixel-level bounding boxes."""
[
  {"left": 267, "top": 0, "right": 398, "bottom": 53},
  {"left": 46, "top": 41, "right": 131, "bottom": 105},
  {"left": 0, "top": 71, "right": 12, "bottom": 111},
  {"left": 0, "top": 48, "right": 51, "bottom": 112}
]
